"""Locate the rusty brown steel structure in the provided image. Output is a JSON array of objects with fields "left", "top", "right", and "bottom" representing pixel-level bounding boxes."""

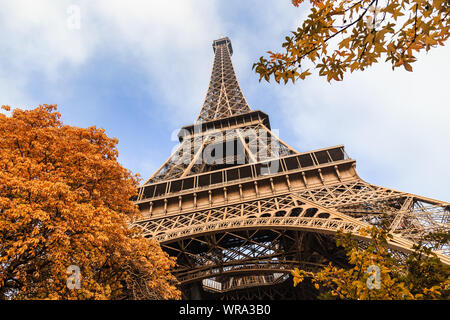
[{"left": 133, "top": 37, "right": 450, "bottom": 300}]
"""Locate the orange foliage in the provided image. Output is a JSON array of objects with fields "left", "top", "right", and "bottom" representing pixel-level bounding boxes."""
[
  {"left": 256, "top": 0, "right": 450, "bottom": 83},
  {"left": 0, "top": 105, "right": 180, "bottom": 299},
  {"left": 292, "top": 0, "right": 322, "bottom": 7}
]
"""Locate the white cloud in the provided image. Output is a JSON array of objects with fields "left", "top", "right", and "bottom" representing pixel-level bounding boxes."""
[
  {"left": 0, "top": 1, "right": 93, "bottom": 78},
  {"left": 0, "top": 0, "right": 223, "bottom": 121},
  {"left": 0, "top": 0, "right": 99, "bottom": 110},
  {"left": 83, "top": 0, "right": 224, "bottom": 124},
  {"left": 274, "top": 45, "right": 450, "bottom": 200}
]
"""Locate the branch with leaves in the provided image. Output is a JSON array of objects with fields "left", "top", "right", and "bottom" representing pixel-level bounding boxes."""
[
  {"left": 0, "top": 105, "right": 180, "bottom": 300},
  {"left": 291, "top": 227, "right": 450, "bottom": 299},
  {"left": 254, "top": 0, "right": 449, "bottom": 83}
]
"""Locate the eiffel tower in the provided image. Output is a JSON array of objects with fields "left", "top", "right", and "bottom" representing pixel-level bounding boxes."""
[{"left": 133, "top": 37, "right": 450, "bottom": 299}]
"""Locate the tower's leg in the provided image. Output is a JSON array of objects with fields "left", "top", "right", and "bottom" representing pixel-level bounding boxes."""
[{"left": 187, "top": 282, "right": 204, "bottom": 300}]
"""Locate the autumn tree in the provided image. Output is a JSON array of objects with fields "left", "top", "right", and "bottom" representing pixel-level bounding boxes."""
[
  {"left": 0, "top": 104, "right": 180, "bottom": 300},
  {"left": 291, "top": 227, "right": 450, "bottom": 299},
  {"left": 253, "top": 0, "right": 449, "bottom": 83}
]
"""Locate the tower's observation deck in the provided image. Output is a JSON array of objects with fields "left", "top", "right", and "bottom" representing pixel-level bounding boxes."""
[{"left": 213, "top": 37, "right": 233, "bottom": 55}]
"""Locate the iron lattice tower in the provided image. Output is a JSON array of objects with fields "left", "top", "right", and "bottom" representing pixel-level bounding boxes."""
[{"left": 134, "top": 37, "right": 450, "bottom": 299}]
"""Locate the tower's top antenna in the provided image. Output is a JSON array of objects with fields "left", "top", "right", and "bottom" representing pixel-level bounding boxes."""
[{"left": 213, "top": 37, "right": 233, "bottom": 55}]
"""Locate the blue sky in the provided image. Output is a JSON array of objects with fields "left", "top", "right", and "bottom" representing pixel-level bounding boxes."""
[{"left": 1, "top": 1, "right": 449, "bottom": 201}]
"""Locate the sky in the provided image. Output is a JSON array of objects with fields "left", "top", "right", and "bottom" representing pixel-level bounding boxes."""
[{"left": 0, "top": 0, "right": 449, "bottom": 202}]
